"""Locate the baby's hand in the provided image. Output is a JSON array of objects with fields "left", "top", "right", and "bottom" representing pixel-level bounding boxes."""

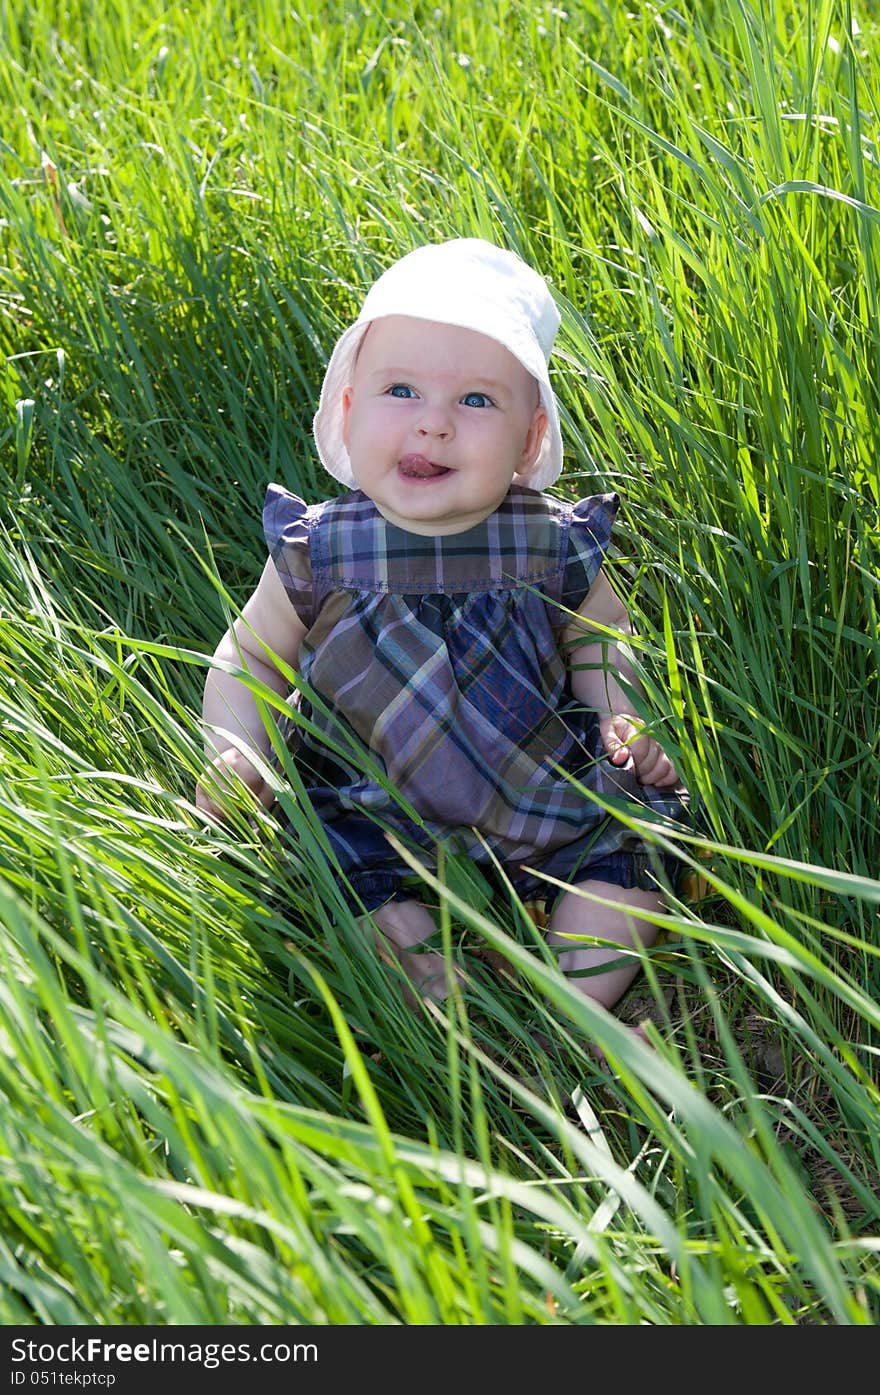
[
  {"left": 599, "top": 713, "right": 681, "bottom": 788},
  {"left": 195, "top": 747, "right": 276, "bottom": 820}
]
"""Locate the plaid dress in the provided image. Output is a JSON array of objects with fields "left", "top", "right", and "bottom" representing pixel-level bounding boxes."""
[{"left": 263, "top": 484, "right": 689, "bottom": 910}]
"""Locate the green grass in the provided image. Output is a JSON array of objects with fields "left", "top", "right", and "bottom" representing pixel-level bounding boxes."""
[{"left": 0, "top": 0, "right": 878, "bottom": 1324}]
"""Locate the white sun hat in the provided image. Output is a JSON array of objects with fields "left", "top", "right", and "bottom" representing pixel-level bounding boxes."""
[{"left": 312, "top": 237, "right": 564, "bottom": 490}]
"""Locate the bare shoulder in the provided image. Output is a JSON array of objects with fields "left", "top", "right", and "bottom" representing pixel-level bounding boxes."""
[
  {"left": 562, "top": 569, "right": 632, "bottom": 643},
  {"left": 232, "top": 558, "right": 307, "bottom": 665}
]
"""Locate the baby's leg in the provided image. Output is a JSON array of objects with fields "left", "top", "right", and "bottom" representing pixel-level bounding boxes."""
[
  {"left": 365, "top": 898, "right": 451, "bottom": 1003},
  {"left": 546, "top": 880, "right": 663, "bottom": 1012}
]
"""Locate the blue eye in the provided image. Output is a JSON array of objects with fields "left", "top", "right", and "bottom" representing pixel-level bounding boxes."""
[
  {"left": 388, "top": 384, "right": 417, "bottom": 398},
  {"left": 462, "top": 391, "right": 492, "bottom": 408}
]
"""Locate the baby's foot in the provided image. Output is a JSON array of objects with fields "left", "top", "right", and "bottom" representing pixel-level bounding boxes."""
[
  {"left": 394, "top": 943, "right": 453, "bottom": 1004},
  {"left": 366, "top": 898, "right": 460, "bottom": 1006}
]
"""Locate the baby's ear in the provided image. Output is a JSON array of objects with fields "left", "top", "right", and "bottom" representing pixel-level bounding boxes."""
[
  {"left": 521, "top": 404, "right": 548, "bottom": 469},
  {"left": 340, "top": 385, "right": 354, "bottom": 446}
]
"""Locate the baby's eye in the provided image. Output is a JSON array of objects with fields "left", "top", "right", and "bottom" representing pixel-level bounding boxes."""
[
  {"left": 461, "top": 391, "right": 493, "bottom": 409},
  {"left": 387, "top": 384, "right": 417, "bottom": 399}
]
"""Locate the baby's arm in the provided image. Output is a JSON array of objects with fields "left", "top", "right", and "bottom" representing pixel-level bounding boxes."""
[
  {"left": 562, "top": 570, "right": 680, "bottom": 788},
  {"left": 197, "top": 559, "right": 307, "bottom": 817}
]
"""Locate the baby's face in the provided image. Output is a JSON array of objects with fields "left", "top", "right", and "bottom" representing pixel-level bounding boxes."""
[{"left": 340, "top": 316, "right": 547, "bottom": 535}]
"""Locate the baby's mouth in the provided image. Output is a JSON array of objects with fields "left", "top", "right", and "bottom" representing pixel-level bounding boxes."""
[{"left": 398, "top": 454, "right": 451, "bottom": 479}]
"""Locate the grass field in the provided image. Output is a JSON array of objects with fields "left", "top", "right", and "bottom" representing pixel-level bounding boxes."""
[{"left": 1, "top": 0, "right": 879, "bottom": 1324}]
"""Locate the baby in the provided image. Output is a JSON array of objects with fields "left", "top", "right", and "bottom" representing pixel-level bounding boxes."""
[{"left": 197, "top": 238, "right": 688, "bottom": 1015}]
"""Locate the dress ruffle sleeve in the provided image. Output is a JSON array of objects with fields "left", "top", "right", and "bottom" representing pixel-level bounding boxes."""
[
  {"left": 262, "top": 484, "right": 314, "bottom": 628},
  {"left": 558, "top": 492, "right": 620, "bottom": 615}
]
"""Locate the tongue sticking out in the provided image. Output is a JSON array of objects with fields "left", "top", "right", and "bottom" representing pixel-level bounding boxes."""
[{"left": 399, "top": 454, "right": 450, "bottom": 479}]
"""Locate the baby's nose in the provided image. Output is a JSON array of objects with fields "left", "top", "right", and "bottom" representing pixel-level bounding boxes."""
[{"left": 416, "top": 404, "right": 453, "bottom": 438}]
